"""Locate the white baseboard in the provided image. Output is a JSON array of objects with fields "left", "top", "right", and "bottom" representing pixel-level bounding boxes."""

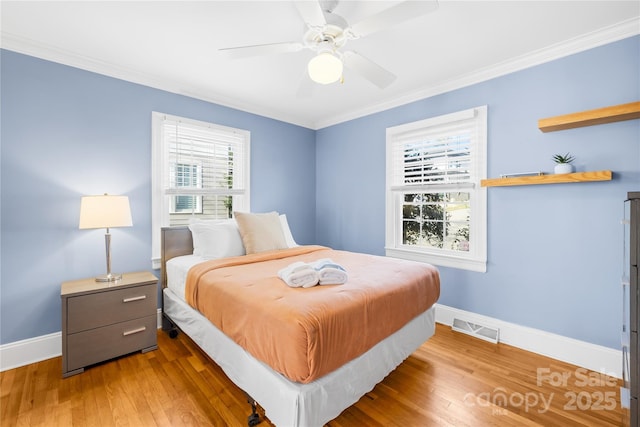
[
  {"left": 0, "top": 332, "right": 62, "bottom": 372},
  {"left": 435, "top": 303, "right": 623, "bottom": 378},
  {"left": 1, "top": 306, "right": 622, "bottom": 378},
  {"left": 1, "top": 309, "right": 164, "bottom": 372}
]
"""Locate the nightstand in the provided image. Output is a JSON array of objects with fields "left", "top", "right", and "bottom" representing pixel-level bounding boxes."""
[{"left": 61, "top": 271, "right": 158, "bottom": 378}]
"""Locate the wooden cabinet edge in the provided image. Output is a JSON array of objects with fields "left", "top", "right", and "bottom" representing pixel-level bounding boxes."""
[
  {"left": 538, "top": 101, "right": 640, "bottom": 132},
  {"left": 481, "top": 170, "right": 612, "bottom": 187}
]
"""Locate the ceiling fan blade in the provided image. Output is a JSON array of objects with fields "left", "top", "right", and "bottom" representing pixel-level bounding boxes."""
[
  {"left": 294, "top": 1, "right": 326, "bottom": 27},
  {"left": 348, "top": 1, "right": 439, "bottom": 38},
  {"left": 342, "top": 51, "right": 396, "bottom": 89},
  {"left": 219, "top": 42, "right": 303, "bottom": 59}
]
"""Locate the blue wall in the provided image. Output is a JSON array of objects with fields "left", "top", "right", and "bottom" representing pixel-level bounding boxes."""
[
  {"left": 1, "top": 36, "right": 638, "bottom": 350},
  {"left": 0, "top": 50, "right": 316, "bottom": 344},
  {"left": 316, "top": 36, "right": 640, "bottom": 349}
]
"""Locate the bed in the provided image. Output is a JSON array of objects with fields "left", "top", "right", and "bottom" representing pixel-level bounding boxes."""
[{"left": 160, "top": 215, "right": 440, "bottom": 426}]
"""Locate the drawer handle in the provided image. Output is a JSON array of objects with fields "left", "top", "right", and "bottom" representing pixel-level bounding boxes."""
[
  {"left": 123, "top": 295, "right": 146, "bottom": 303},
  {"left": 123, "top": 326, "right": 146, "bottom": 336}
]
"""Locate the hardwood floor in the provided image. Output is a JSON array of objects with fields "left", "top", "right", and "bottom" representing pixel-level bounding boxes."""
[{"left": 1, "top": 324, "right": 629, "bottom": 426}]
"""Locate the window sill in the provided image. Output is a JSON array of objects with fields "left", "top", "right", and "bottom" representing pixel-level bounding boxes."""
[{"left": 385, "top": 247, "right": 486, "bottom": 273}]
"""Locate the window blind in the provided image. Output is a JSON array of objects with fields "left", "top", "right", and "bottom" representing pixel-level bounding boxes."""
[
  {"left": 162, "top": 118, "right": 247, "bottom": 197},
  {"left": 389, "top": 113, "right": 478, "bottom": 192}
]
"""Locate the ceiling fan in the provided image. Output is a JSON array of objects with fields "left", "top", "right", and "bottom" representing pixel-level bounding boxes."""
[{"left": 219, "top": 0, "right": 439, "bottom": 89}]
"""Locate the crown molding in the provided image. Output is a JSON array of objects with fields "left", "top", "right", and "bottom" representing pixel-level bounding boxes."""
[
  {"left": 0, "top": 32, "right": 315, "bottom": 129},
  {"left": 313, "top": 17, "right": 640, "bottom": 129},
  {"left": 2, "top": 17, "right": 638, "bottom": 131}
]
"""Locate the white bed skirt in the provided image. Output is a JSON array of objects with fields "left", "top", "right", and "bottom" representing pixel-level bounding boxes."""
[{"left": 163, "top": 288, "right": 436, "bottom": 427}]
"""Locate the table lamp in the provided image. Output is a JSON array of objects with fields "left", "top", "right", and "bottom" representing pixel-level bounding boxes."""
[{"left": 79, "top": 194, "right": 133, "bottom": 282}]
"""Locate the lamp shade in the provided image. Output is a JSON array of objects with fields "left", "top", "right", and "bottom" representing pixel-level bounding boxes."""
[
  {"left": 308, "top": 52, "right": 343, "bottom": 85},
  {"left": 79, "top": 195, "right": 133, "bottom": 229}
]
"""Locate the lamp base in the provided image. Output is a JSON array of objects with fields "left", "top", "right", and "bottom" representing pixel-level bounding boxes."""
[{"left": 95, "top": 273, "right": 122, "bottom": 282}]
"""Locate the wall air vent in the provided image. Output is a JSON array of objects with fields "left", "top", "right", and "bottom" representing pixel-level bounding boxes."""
[{"left": 451, "top": 318, "right": 500, "bottom": 344}]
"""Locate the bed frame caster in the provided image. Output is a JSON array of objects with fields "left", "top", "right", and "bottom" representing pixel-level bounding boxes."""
[
  {"left": 161, "top": 313, "right": 179, "bottom": 339},
  {"left": 247, "top": 395, "right": 262, "bottom": 426}
]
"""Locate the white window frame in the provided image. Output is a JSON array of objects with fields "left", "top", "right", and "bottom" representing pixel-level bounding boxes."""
[
  {"left": 385, "top": 106, "right": 487, "bottom": 272},
  {"left": 151, "top": 112, "right": 250, "bottom": 269}
]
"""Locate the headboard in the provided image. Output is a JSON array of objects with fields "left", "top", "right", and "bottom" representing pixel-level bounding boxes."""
[{"left": 160, "top": 226, "right": 193, "bottom": 289}]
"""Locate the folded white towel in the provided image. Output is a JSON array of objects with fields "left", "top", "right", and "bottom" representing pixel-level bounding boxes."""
[
  {"left": 278, "top": 262, "right": 319, "bottom": 288},
  {"left": 311, "top": 258, "right": 348, "bottom": 285}
]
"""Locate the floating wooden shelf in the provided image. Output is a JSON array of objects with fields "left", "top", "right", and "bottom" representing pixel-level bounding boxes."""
[
  {"left": 538, "top": 102, "right": 640, "bottom": 132},
  {"left": 481, "top": 170, "right": 612, "bottom": 187}
]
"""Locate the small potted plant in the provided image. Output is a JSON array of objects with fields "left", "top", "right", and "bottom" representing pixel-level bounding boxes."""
[{"left": 552, "top": 152, "right": 575, "bottom": 174}]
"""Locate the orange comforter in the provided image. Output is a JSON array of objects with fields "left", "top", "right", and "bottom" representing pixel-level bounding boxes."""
[{"left": 185, "top": 245, "right": 440, "bottom": 383}]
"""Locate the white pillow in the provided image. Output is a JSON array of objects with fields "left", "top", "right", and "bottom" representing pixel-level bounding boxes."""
[
  {"left": 234, "top": 211, "right": 288, "bottom": 254},
  {"left": 188, "top": 219, "right": 246, "bottom": 259},
  {"left": 279, "top": 214, "right": 298, "bottom": 248}
]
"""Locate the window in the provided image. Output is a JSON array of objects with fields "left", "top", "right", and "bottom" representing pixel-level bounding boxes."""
[
  {"left": 171, "top": 163, "right": 202, "bottom": 213},
  {"left": 385, "top": 106, "right": 487, "bottom": 272},
  {"left": 151, "top": 112, "right": 250, "bottom": 267}
]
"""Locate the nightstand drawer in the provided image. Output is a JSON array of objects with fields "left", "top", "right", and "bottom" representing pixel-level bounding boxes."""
[
  {"left": 66, "top": 314, "right": 157, "bottom": 372},
  {"left": 67, "top": 283, "right": 157, "bottom": 333}
]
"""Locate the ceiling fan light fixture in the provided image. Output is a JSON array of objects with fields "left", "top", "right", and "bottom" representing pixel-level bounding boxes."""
[{"left": 308, "top": 51, "right": 343, "bottom": 84}]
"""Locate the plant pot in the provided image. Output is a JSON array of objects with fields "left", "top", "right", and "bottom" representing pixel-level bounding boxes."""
[{"left": 554, "top": 163, "right": 574, "bottom": 174}]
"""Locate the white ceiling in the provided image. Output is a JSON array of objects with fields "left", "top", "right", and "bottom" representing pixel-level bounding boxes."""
[{"left": 1, "top": 1, "right": 639, "bottom": 129}]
